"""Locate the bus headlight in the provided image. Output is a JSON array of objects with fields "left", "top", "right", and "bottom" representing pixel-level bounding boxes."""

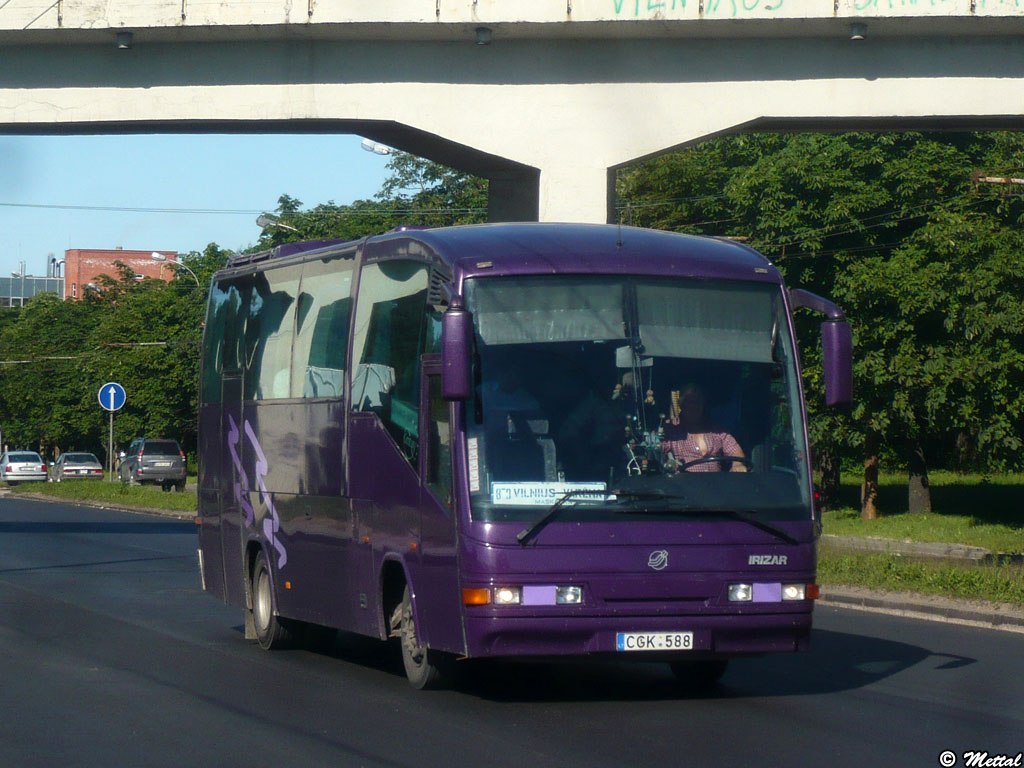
[
  {"left": 728, "top": 583, "right": 753, "bottom": 602},
  {"left": 494, "top": 586, "right": 521, "bottom": 605},
  {"left": 782, "top": 584, "right": 806, "bottom": 601},
  {"left": 556, "top": 586, "right": 583, "bottom": 605}
]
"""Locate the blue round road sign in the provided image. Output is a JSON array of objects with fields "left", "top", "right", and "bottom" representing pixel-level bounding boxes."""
[{"left": 98, "top": 382, "right": 126, "bottom": 412}]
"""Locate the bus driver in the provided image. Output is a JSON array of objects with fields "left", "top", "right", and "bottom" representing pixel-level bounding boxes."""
[{"left": 661, "top": 384, "right": 747, "bottom": 473}]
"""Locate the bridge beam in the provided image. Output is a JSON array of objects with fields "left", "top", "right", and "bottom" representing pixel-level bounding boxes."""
[{"left": 2, "top": 27, "right": 1024, "bottom": 225}]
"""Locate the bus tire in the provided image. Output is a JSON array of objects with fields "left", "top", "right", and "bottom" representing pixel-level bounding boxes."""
[
  {"left": 669, "top": 659, "right": 729, "bottom": 689},
  {"left": 398, "top": 585, "right": 444, "bottom": 690},
  {"left": 252, "top": 551, "right": 297, "bottom": 650}
]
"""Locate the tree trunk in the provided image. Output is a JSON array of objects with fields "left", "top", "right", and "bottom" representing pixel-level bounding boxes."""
[
  {"left": 907, "top": 438, "right": 932, "bottom": 515},
  {"left": 861, "top": 431, "right": 880, "bottom": 520},
  {"left": 818, "top": 449, "right": 841, "bottom": 510}
]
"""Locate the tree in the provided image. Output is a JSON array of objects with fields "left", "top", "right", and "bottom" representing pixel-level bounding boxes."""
[
  {"left": 255, "top": 153, "right": 487, "bottom": 250},
  {"left": 619, "top": 131, "right": 1024, "bottom": 517}
]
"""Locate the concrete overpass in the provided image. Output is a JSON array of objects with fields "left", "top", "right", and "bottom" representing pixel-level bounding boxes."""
[{"left": 2, "top": 1, "right": 1023, "bottom": 223}]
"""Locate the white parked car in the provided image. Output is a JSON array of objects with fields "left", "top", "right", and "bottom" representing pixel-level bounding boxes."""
[{"left": 0, "top": 451, "right": 48, "bottom": 485}]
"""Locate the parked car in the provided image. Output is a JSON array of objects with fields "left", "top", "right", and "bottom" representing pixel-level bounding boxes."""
[
  {"left": 118, "top": 438, "right": 187, "bottom": 492},
  {"left": 50, "top": 452, "right": 104, "bottom": 482},
  {"left": 1, "top": 451, "right": 48, "bottom": 485}
]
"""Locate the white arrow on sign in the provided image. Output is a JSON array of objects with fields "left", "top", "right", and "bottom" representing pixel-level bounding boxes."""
[{"left": 107, "top": 386, "right": 118, "bottom": 411}]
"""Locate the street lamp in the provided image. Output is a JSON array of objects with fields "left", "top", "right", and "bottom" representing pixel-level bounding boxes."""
[
  {"left": 150, "top": 252, "right": 200, "bottom": 287},
  {"left": 256, "top": 214, "right": 300, "bottom": 233}
]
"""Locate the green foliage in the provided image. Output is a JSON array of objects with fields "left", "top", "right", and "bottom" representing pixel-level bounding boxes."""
[
  {"left": 0, "top": 154, "right": 479, "bottom": 463},
  {"left": 619, "top": 131, "right": 1024, "bottom": 475},
  {"left": 0, "top": 255, "right": 219, "bottom": 461},
  {"left": 253, "top": 153, "right": 487, "bottom": 250}
]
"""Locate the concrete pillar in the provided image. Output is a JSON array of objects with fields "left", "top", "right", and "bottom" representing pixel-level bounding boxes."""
[{"left": 537, "top": 164, "right": 616, "bottom": 224}]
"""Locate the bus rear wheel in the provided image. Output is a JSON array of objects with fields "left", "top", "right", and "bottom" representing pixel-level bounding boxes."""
[
  {"left": 397, "top": 585, "right": 445, "bottom": 690},
  {"left": 251, "top": 551, "right": 297, "bottom": 650}
]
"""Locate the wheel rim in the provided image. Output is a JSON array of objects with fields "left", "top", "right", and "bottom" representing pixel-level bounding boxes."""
[
  {"left": 401, "top": 596, "right": 426, "bottom": 668},
  {"left": 254, "top": 567, "right": 272, "bottom": 633}
]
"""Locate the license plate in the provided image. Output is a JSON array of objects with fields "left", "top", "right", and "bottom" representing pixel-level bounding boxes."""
[
  {"left": 154, "top": 461, "right": 171, "bottom": 467},
  {"left": 616, "top": 632, "right": 694, "bottom": 652}
]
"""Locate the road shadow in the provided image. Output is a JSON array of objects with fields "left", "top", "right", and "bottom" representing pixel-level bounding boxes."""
[
  {"left": 270, "top": 625, "right": 973, "bottom": 703},
  {"left": 451, "top": 627, "right": 971, "bottom": 702}
]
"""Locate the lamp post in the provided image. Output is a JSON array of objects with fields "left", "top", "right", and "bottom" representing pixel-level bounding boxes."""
[{"left": 150, "top": 252, "right": 200, "bottom": 287}]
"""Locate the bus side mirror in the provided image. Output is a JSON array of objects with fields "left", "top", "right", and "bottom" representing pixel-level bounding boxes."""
[
  {"left": 790, "top": 289, "right": 853, "bottom": 409},
  {"left": 442, "top": 295, "right": 472, "bottom": 401},
  {"left": 822, "top": 320, "right": 853, "bottom": 408}
]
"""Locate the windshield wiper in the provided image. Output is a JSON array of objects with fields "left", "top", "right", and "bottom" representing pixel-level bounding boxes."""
[
  {"left": 609, "top": 496, "right": 801, "bottom": 545},
  {"left": 686, "top": 508, "right": 800, "bottom": 545},
  {"left": 516, "top": 489, "right": 660, "bottom": 546},
  {"left": 515, "top": 490, "right": 799, "bottom": 547}
]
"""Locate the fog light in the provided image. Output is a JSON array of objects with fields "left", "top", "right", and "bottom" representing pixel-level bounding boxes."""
[
  {"left": 494, "top": 586, "right": 521, "bottom": 605},
  {"left": 782, "top": 584, "right": 806, "bottom": 601},
  {"left": 556, "top": 586, "right": 582, "bottom": 605},
  {"left": 728, "top": 583, "right": 753, "bottom": 602}
]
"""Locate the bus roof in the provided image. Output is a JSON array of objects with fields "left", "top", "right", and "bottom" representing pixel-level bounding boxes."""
[{"left": 226, "top": 223, "right": 781, "bottom": 284}]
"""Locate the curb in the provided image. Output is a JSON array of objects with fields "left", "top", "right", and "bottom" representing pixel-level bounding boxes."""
[
  {"left": 0, "top": 489, "right": 194, "bottom": 521},
  {"left": 820, "top": 585, "right": 1024, "bottom": 633},
  {"left": 821, "top": 533, "right": 990, "bottom": 561}
]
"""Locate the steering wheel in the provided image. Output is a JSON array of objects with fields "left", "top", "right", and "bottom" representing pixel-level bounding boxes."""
[{"left": 679, "top": 455, "right": 753, "bottom": 472}]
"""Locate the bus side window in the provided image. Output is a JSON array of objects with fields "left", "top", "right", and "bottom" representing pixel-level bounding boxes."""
[
  {"left": 350, "top": 260, "right": 430, "bottom": 464},
  {"left": 202, "top": 275, "right": 252, "bottom": 404},
  {"left": 244, "top": 264, "right": 301, "bottom": 401},
  {"left": 291, "top": 255, "right": 355, "bottom": 399}
]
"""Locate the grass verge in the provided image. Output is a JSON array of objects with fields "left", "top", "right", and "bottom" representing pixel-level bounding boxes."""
[
  {"left": 819, "top": 471, "right": 1024, "bottom": 606},
  {"left": 817, "top": 550, "right": 1024, "bottom": 606},
  {"left": 822, "top": 471, "right": 1024, "bottom": 553},
  {"left": 4, "top": 480, "right": 197, "bottom": 514}
]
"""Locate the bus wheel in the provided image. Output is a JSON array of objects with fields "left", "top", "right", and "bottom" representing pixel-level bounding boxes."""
[
  {"left": 669, "top": 659, "right": 729, "bottom": 689},
  {"left": 397, "top": 585, "right": 444, "bottom": 690},
  {"left": 251, "top": 551, "right": 297, "bottom": 650}
]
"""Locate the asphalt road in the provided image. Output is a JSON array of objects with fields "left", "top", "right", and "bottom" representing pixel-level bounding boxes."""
[{"left": 0, "top": 497, "right": 1021, "bottom": 768}]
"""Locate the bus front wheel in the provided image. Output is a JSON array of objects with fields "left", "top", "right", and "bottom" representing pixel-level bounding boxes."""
[
  {"left": 251, "top": 551, "right": 297, "bottom": 650},
  {"left": 397, "top": 585, "right": 445, "bottom": 690}
]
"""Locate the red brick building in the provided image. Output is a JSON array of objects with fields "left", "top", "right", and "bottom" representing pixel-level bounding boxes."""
[{"left": 64, "top": 248, "right": 178, "bottom": 299}]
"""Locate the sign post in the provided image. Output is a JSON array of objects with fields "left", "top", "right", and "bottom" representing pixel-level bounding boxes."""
[{"left": 98, "top": 383, "right": 126, "bottom": 481}]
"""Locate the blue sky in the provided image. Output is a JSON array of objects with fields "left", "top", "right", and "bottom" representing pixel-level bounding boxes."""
[{"left": 0, "top": 133, "right": 393, "bottom": 278}]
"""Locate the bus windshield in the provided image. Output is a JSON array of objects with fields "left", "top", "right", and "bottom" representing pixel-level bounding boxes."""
[{"left": 464, "top": 275, "right": 810, "bottom": 523}]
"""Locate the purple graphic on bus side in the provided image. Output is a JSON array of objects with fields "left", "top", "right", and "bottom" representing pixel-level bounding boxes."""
[{"left": 227, "top": 414, "right": 288, "bottom": 569}]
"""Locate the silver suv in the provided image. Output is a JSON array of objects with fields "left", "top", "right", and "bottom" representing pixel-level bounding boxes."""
[{"left": 118, "top": 438, "right": 187, "bottom": 492}]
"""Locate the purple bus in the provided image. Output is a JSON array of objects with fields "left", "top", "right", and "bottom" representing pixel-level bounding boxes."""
[{"left": 197, "top": 223, "right": 852, "bottom": 689}]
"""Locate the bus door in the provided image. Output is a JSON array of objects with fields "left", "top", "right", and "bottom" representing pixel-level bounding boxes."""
[
  {"left": 417, "top": 356, "right": 462, "bottom": 652},
  {"left": 220, "top": 373, "right": 247, "bottom": 607}
]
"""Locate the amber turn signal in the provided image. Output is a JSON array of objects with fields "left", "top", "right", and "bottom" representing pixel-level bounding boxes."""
[{"left": 462, "top": 588, "right": 491, "bottom": 605}]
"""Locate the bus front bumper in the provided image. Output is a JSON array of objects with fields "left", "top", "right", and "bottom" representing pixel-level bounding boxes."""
[{"left": 461, "top": 610, "right": 812, "bottom": 659}]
